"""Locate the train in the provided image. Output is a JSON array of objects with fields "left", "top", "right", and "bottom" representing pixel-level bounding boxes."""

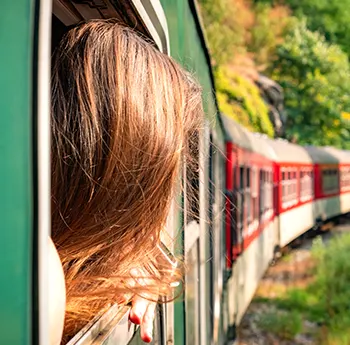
[
  {"left": 223, "top": 115, "right": 350, "bottom": 338},
  {"left": 1, "top": 1, "right": 349, "bottom": 345}
]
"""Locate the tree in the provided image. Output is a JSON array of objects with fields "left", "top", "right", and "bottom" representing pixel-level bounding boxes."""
[
  {"left": 199, "top": 0, "right": 245, "bottom": 66},
  {"left": 271, "top": 19, "right": 350, "bottom": 149},
  {"left": 215, "top": 67, "right": 275, "bottom": 137},
  {"left": 282, "top": 0, "right": 350, "bottom": 60}
]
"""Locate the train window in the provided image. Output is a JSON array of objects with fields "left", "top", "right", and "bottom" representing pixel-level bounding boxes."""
[
  {"left": 251, "top": 168, "right": 257, "bottom": 197},
  {"left": 239, "top": 166, "right": 245, "bottom": 232},
  {"left": 48, "top": 1, "right": 177, "bottom": 345},
  {"left": 281, "top": 167, "right": 299, "bottom": 208},
  {"left": 254, "top": 194, "right": 259, "bottom": 221},
  {"left": 287, "top": 171, "right": 292, "bottom": 202},
  {"left": 251, "top": 168, "right": 259, "bottom": 221},
  {"left": 246, "top": 167, "right": 250, "bottom": 188},
  {"left": 293, "top": 171, "right": 298, "bottom": 204},
  {"left": 264, "top": 171, "right": 268, "bottom": 212},
  {"left": 259, "top": 170, "right": 264, "bottom": 217},
  {"left": 246, "top": 167, "right": 252, "bottom": 223},
  {"left": 290, "top": 171, "right": 294, "bottom": 201},
  {"left": 281, "top": 171, "right": 284, "bottom": 201},
  {"left": 322, "top": 168, "right": 339, "bottom": 194},
  {"left": 186, "top": 132, "right": 200, "bottom": 224},
  {"left": 300, "top": 169, "right": 313, "bottom": 202},
  {"left": 240, "top": 166, "right": 245, "bottom": 189},
  {"left": 271, "top": 171, "right": 274, "bottom": 209},
  {"left": 235, "top": 166, "right": 243, "bottom": 250},
  {"left": 335, "top": 170, "right": 340, "bottom": 191},
  {"left": 286, "top": 171, "right": 293, "bottom": 206},
  {"left": 322, "top": 170, "right": 327, "bottom": 192},
  {"left": 184, "top": 128, "right": 202, "bottom": 345},
  {"left": 341, "top": 166, "right": 350, "bottom": 190},
  {"left": 300, "top": 171, "right": 304, "bottom": 196}
]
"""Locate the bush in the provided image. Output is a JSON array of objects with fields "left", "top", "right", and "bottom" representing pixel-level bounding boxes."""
[
  {"left": 263, "top": 233, "right": 350, "bottom": 344},
  {"left": 310, "top": 234, "right": 350, "bottom": 323},
  {"left": 257, "top": 310, "right": 303, "bottom": 340},
  {"left": 271, "top": 18, "right": 350, "bottom": 149},
  {"left": 199, "top": 0, "right": 246, "bottom": 66},
  {"left": 215, "top": 67, "right": 275, "bottom": 137}
]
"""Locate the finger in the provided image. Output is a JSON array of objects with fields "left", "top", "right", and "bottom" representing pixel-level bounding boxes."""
[
  {"left": 129, "top": 295, "right": 149, "bottom": 325},
  {"left": 141, "top": 302, "right": 157, "bottom": 343}
]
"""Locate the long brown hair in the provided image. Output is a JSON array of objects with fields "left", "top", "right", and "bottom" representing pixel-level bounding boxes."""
[{"left": 51, "top": 20, "right": 203, "bottom": 339}]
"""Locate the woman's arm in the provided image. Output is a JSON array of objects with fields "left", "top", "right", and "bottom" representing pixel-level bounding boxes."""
[{"left": 49, "top": 238, "right": 66, "bottom": 345}]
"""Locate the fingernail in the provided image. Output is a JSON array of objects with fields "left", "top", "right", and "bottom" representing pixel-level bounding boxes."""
[{"left": 144, "top": 330, "right": 152, "bottom": 343}]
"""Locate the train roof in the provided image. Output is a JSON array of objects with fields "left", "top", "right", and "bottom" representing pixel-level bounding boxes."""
[
  {"left": 259, "top": 137, "right": 313, "bottom": 164},
  {"left": 304, "top": 146, "right": 350, "bottom": 164},
  {"left": 221, "top": 114, "right": 276, "bottom": 160},
  {"left": 221, "top": 114, "right": 350, "bottom": 165}
]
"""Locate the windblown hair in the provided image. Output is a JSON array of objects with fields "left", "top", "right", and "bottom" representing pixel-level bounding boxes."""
[{"left": 51, "top": 20, "right": 203, "bottom": 340}]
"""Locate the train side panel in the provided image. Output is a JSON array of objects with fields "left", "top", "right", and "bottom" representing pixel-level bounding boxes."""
[
  {"left": 227, "top": 219, "right": 275, "bottom": 325},
  {"left": 278, "top": 202, "right": 315, "bottom": 247}
]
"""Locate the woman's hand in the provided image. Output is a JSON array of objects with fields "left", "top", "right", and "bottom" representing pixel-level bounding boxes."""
[
  {"left": 127, "top": 268, "right": 158, "bottom": 343},
  {"left": 129, "top": 295, "right": 157, "bottom": 343}
]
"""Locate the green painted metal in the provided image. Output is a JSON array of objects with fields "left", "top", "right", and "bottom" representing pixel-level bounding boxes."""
[
  {"left": 160, "top": 1, "right": 222, "bottom": 345},
  {"left": 161, "top": 0, "right": 217, "bottom": 121},
  {"left": 0, "top": 1, "right": 34, "bottom": 344}
]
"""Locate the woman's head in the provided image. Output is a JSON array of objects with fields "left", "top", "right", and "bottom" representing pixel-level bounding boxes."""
[{"left": 51, "top": 20, "right": 202, "bottom": 335}]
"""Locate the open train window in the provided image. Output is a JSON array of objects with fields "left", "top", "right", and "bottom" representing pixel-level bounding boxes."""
[
  {"left": 186, "top": 130, "right": 200, "bottom": 224},
  {"left": 47, "top": 1, "right": 172, "bottom": 345},
  {"left": 184, "top": 126, "right": 203, "bottom": 345}
]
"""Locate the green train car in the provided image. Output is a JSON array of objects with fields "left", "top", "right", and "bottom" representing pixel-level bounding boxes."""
[{"left": 0, "top": 1, "right": 228, "bottom": 344}]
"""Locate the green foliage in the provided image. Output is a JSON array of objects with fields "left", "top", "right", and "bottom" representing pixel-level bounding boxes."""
[
  {"left": 199, "top": 0, "right": 245, "bottom": 66},
  {"left": 215, "top": 67, "right": 274, "bottom": 136},
  {"left": 259, "top": 233, "right": 350, "bottom": 344},
  {"left": 199, "top": 0, "right": 289, "bottom": 135},
  {"left": 199, "top": 0, "right": 350, "bottom": 147},
  {"left": 249, "top": 3, "right": 291, "bottom": 67},
  {"left": 257, "top": 310, "right": 303, "bottom": 340},
  {"left": 271, "top": 19, "right": 350, "bottom": 149},
  {"left": 311, "top": 234, "right": 350, "bottom": 343},
  {"left": 274, "top": 288, "right": 326, "bottom": 324},
  {"left": 281, "top": 0, "right": 350, "bottom": 60},
  {"left": 310, "top": 235, "right": 350, "bottom": 321}
]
